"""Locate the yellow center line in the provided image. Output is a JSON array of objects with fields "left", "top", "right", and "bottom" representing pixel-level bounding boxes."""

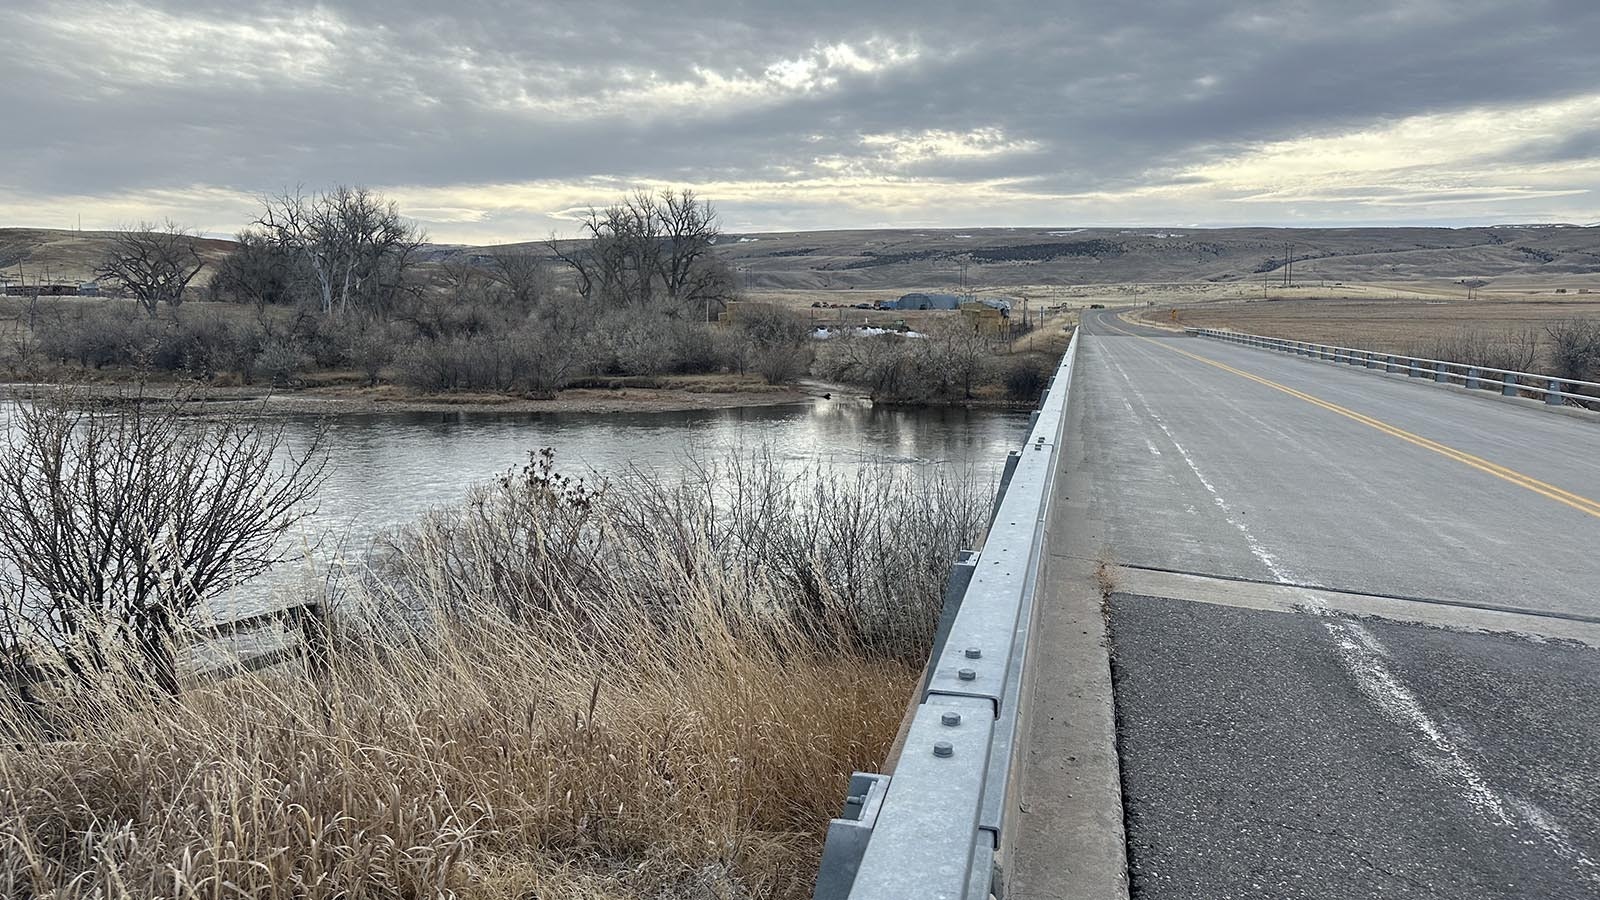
[{"left": 1102, "top": 316, "right": 1600, "bottom": 520}]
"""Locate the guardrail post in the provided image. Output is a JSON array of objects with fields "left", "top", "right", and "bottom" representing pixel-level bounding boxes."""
[
  {"left": 1386, "top": 355, "right": 1398, "bottom": 373},
  {"left": 924, "top": 552, "right": 980, "bottom": 695},
  {"left": 814, "top": 773, "right": 893, "bottom": 900},
  {"left": 1366, "top": 352, "right": 1378, "bottom": 370},
  {"left": 1466, "top": 368, "right": 1480, "bottom": 390},
  {"left": 1435, "top": 362, "right": 1448, "bottom": 383},
  {"left": 1408, "top": 359, "right": 1421, "bottom": 377},
  {"left": 1547, "top": 380, "right": 1564, "bottom": 406},
  {"left": 1502, "top": 374, "right": 1518, "bottom": 397}
]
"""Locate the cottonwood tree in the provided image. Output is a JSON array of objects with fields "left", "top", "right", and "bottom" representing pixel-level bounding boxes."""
[
  {"left": 254, "top": 186, "right": 426, "bottom": 317},
  {"left": 489, "top": 250, "right": 553, "bottom": 309},
  {"left": 210, "top": 228, "right": 302, "bottom": 310},
  {"left": 95, "top": 221, "right": 205, "bottom": 315},
  {"left": 549, "top": 189, "right": 736, "bottom": 317},
  {"left": 0, "top": 390, "right": 327, "bottom": 694}
]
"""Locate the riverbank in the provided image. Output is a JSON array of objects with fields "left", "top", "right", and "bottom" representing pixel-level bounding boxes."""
[
  {"left": 1, "top": 374, "right": 818, "bottom": 415},
  {"left": 0, "top": 372, "right": 1056, "bottom": 415}
]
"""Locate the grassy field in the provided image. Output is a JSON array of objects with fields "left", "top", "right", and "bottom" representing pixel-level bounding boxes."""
[{"left": 1154, "top": 295, "right": 1600, "bottom": 364}]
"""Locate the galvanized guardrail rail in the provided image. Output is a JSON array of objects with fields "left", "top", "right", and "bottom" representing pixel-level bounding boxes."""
[
  {"left": 813, "top": 330, "right": 1079, "bottom": 900},
  {"left": 1188, "top": 327, "right": 1600, "bottom": 407}
]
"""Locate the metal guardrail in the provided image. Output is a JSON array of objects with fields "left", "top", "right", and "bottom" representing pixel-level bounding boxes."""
[
  {"left": 1188, "top": 328, "right": 1600, "bottom": 407},
  {"left": 814, "top": 330, "right": 1079, "bottom": 900},
  {"left": 4, "top": 602, "right": 328, "bottom": 691}
]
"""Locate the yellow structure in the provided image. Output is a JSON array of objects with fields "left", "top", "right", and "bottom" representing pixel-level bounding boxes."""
[{"left": 959, "top": 302, "right": 1008, "bottom": 335}]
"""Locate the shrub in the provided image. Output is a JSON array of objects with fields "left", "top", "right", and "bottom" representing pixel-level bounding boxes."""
[
  {"left": 257, "top": 339, "right": 312, "bottom": 386},
  {"left": 739, "top": 305, "right": 813, "bottom": 384},
  {"left": 0, "top": 390, "right": 325, "bottom": 693},
  {"left": 1546, "top": 318, "right": 1600, "bottom": 382},
  {"left": 1004, "top": 357, "right": 1052, "bottom": 402},
  {"left": 372, "top": 450, "right": 987, "bottom": 658},
  {"left": 350, "top": 321, "right": 404, "bottom": 385}
]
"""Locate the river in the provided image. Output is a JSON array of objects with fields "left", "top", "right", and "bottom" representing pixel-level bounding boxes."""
[{"left": 228, "top": 397, "right": 1032, "bottom": 616}]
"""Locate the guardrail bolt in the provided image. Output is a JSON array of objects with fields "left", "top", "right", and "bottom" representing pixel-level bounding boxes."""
[
  {"left": 941, "top": 711, "right": 962, "bottom": 726},
  {"left": 964, "top": 647, "right": 982, "bottom": 659},
  {"left": 933, "top": 741, "right": 954, "bottom": 758},
  {"left": 958, "top": 667, "right": 977, "bottom": 681}
]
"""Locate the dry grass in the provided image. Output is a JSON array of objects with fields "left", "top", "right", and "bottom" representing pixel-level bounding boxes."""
[
  {"left": 1170, "top": 296, "right": 1600, "bottom": 370},
  {"left": 0, "top": 454, "right": 984, "bottom": 899},
  {"left": 1093, "top": 546, "right": 1121, "bottom": 599}
]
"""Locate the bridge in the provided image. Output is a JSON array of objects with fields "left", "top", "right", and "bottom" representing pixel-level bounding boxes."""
[{"left": 817, "top": 309, "right": 1600, "bottom": 899}]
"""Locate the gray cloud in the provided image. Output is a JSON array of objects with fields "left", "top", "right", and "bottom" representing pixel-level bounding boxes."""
[{"left": 2, "top": 0, "right": 1598, "bottom": 239}]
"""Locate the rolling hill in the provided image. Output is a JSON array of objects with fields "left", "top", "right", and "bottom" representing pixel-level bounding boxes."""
[{"left": 4, "top": 224, "right": 1598, "bottom": 294}]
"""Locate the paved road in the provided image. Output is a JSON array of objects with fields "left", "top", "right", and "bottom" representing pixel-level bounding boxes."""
[
  {"left": 1069, "top": 310, "right": 1600, "bottom": 899},
  {"left": 1077, "top": 309, "right": 1600, "bottom": 617}
]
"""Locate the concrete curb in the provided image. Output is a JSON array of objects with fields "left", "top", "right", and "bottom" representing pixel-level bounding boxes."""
[{"left": 1005, "top": 338, "right": 1130, "bottom": 900}]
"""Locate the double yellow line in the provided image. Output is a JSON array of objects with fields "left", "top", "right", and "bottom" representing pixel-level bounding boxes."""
[{"left": 1104, "top": 318, "right": 1600, "bottom": 520}]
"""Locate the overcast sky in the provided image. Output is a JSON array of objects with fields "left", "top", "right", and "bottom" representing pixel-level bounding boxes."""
[{"left": 3, "top": 0, "right": 1598, "bottom": 242}]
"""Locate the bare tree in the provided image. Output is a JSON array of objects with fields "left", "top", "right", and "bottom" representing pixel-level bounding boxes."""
[
  {"left": 549, "top": 189, "right": 736, "bottom": 318},
  {"left": 0, "top": 389, "right": 327, "bottom": 693},
  {"left": 95, "top": 221, "right": 205, "bottom": 315},
  {"left": 210, "top": 227, "right": 302, "bottom": 311},
  {"left": 488, "top": 250, "right": 553, "bottom": 309},
  {"left": 254, "top": 186, "right": 426, "bottom": 317},
  {"left": 919, "top": 319, "right": 994, "bottom": 400}
]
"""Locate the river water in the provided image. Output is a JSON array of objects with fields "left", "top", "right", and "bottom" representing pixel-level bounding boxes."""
[{"left": 226, "top": 397, "right": 1032, "bottom": 615}]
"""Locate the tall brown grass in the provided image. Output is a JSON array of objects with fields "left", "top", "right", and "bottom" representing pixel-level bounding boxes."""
[{"left": 0, "top": 451, "right": 986, "bottom": 899}]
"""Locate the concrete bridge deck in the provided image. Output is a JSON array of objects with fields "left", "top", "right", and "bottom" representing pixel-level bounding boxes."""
[{"left": 1010, "top": 310, "right": 1600, "bottom": 899}]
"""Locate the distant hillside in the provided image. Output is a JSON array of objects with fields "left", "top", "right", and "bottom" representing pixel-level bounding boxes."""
[
  {"left": 0, "top": 228, "right": 235, "bottom": 286},
  {"left": 6, "top": 224, "right": 1599, "bottom": 292},
  {"left": 480, "top": 224, "right": 1600, "bottom": 292}
]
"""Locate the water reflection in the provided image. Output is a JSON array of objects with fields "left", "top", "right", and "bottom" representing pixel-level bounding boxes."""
[{"left": 286, "top": 398, "right": 1031, "bottom": 541}]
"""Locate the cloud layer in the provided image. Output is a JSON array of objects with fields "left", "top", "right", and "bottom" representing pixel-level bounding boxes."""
[{"left": 2, "top": 0, "right": 1597, "bottom": 241}]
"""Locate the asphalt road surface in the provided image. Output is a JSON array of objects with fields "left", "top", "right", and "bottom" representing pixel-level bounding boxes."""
[{"left": 1073, "top": 310, "right": 1600, "bottom": 899}]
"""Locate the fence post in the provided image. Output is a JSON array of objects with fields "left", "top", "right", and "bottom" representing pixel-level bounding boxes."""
[
  {"left": 1547, "top": 380, "right": 1564, "bottom": 406},
  {"left": 1502, "top": 374, "right": 1518, "bottom": 397},
  {"left": 1435, "top": 362, "right": 1448, "bottom": 383},
  {"left": 1409, "top": 359, "right": 1422, "bottom": 377},
  {"left": 1386, "top": 355, "right": 1398, "bottom": 373},
  {"left": 1466, "top": 368, "right": 1480, "bottom": 390}
]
